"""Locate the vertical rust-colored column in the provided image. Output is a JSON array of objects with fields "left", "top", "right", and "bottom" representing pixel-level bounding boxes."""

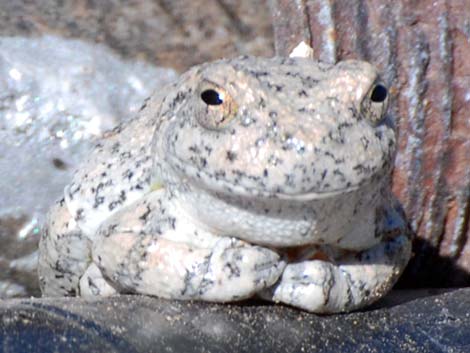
[{"left": 270, "top": 0, "right": 470, "bottom": 286}]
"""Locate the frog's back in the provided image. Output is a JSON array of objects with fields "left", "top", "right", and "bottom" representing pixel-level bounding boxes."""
[{"left": 64, "top": 92, "right": 163, "bottom": 236}]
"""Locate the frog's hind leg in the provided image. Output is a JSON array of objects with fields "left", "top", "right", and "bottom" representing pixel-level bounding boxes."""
[
  {"left": 264, "top": 232, "right": 412, "bottom": 313},
  {"left": 38, "top": 199, "right": 92, "bottom": 296}
]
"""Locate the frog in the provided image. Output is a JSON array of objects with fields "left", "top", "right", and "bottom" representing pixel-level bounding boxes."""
[{"left": 38, "top": 52, "right": 412, "bottom": 313}]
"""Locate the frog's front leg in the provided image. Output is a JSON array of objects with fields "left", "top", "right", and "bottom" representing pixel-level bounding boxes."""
[
  {"left": 265, "top": 231, "right": 412, "bottom": 313},
  {"left": 90, "top": 233, "right": 285, "bottom": 302},
  {"left": 83, "top": 194, "right": 286, "bottom": 301}
]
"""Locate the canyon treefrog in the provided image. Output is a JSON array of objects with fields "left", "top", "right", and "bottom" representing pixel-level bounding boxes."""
[{"left": 39, "top": 55, "right": 411, "bottom": 313}]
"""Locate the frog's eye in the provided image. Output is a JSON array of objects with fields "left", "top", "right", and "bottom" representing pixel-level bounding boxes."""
[
  {"left": 201, "top": 89, "right": 224, "bottom": 105},
  {"left": 197, "top": 82, "right": 238, "bottom": 130},
  {"left": 362, "top": 82, "right": 389, "bottom": 123},
  {"left": 370, "top": 84, "right": 388, "bottom": 103}
]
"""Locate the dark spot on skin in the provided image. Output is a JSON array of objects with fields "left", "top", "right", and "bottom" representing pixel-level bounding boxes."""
[
  {"left": 249, "top": 70, "right": 269, "bottom": 78},
  {"left": 226, "top": 151, "right": 237, "bottom": 162},
  {"left": 172, "top": 90, "right": 189, "bottom": 109},
  {"left": 333, "top": 169, "right": 345, "bottom": 181},
  {"left": 123, "top": 169, "right": 134, "bottom": 180},
  {"left": 75, "top": 208, "right": 84, "bottom": 221},
  {"left": 284, "top": 173, "right": 295, "bottom": 186},
  {"left": 301, "top": 76, "right": 319, "bottom": 88},
  {"left": 224, "top": 262, "right": 241, "bottom": 278},
  {"left": 259, "top": 97, "right": 266, "bottom": 108},
  {"left": 93, "top": 196, "right": 105, "bottom": 209},
  {"left": 361, "top": 136, "right": 370, "bottom": 150},
  {"left": 139, "top": 205, "right": 152, "bottom": 221},
  {"left": 204, "top": 145, "right": 213, "bottom": 155},
  {"left": 328, "top": 131, "right": 344, "bottom": 144},
  {"left": 266, "top": 82, "right": 283, "bottom": 92},
  {"left": 189, "top": 145, "right": 201, "bottom": 154},
  {"left": 215, "top": 170, "right": 226, "bottom": 179},
  {"left": 111, "top": 143, "right": 120, "bottom": 153},
  {"left": 169, "top": 217, "right": 176, "bottom": 229},
  {"left": 65, "top": 288, "right": 76, "bottom": 296},
  {"left": 285, "top": 71, "right": 299, "bottom": 78},
  {"left": 139, "top": 96, "right": 151, "bottom": 112},
  {"left": 120, "top": 151, "right": 132, "bottom": 159},
  {"left": 52, "top": 158, "right": 67, "bottom": 170}
]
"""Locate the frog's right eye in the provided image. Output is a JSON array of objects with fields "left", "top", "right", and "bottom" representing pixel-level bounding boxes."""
[{"left": 197, "top": 82, "right": 238, "bottom": 130}]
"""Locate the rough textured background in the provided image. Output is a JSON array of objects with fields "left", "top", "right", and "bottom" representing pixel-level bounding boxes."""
[
  {"left": 270, "top": 0, "right": 470, "bottom": 287},
  {"left": 0, "top": 0, "right": 273, "bottom": 72}
]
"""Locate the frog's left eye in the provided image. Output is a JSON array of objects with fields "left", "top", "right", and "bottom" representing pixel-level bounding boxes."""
[
  {"left": 197, "top": 82, "right": 238, "bottom": 130},
  {"left": 370, "top": 84, "right": 388, "bottom": 103},
  {"left": 362, "top": 82, "right": 389, "bottom": 123}
]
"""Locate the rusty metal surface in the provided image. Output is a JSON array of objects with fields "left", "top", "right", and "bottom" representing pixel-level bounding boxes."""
[{"left": 271, "top": 0, "right": 470, "bottom": 286}]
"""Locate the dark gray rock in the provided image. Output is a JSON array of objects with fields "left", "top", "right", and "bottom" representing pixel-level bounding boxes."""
[{"left": 1, "top": 289, "right": 469, "bottom": 353}]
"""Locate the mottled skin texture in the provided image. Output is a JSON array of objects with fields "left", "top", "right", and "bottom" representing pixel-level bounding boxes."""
[{"left": 39, "top": 56, "right": 412, "bottom": 313}]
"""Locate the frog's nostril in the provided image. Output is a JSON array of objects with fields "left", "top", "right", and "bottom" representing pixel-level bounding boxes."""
[
  {"left": 370, "top": 84, "right": 387, "bottom": 103},
  {"left": 201, "top": 89, "right": 224, "bottom": 105}
]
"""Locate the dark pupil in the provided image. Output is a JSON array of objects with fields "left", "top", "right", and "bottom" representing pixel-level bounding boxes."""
[
  {"left": 201, "top": 89, "right": 223, "bottom": 105},
  {"left": 370, "top": 84, "right": 388, "bottom": 103}
]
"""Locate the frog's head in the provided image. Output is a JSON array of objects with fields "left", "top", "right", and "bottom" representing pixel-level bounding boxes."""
[{"left": 153, "top": 56, "right": 396, "bottom": 203}]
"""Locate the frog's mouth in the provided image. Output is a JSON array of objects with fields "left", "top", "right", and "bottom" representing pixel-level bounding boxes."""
[{"left": 166, "top": 155, "right": 375, "bottom": 202}]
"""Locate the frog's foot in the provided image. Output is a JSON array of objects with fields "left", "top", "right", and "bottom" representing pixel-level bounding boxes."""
[
  {"left": 262, "top": 233, "right": 412, "bottom": 313},
  {"left": 38, "top": 199, "right": 92, "bottom": 296},
  {"left": 92, "top": 235, "right": 285, "bottom": 302}
]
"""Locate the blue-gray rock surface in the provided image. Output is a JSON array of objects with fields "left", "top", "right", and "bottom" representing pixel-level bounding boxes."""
[{"left": 1, "top": 289, "right": 469, "bottom": 353}]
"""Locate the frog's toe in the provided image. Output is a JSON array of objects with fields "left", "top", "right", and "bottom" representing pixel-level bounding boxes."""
[
  {"left": 199, "top": 238, "right": 285, "bottom": 301},
  {"left": 269, "top": 261, "right": 349, "bottom": 313},
  {"left": 79, "top": 263, "right": 118, "bottom": 297}
]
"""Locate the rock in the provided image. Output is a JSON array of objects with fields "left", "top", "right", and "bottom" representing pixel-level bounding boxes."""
[
  {"left": 270, "top": 0, "right": 470, "bottom": 287},
  {"left": 0, "top": 289, "right": 469, "bottom": 352},
  {"left": 0, "top": 0, "right": 273, "bottom": 72}
]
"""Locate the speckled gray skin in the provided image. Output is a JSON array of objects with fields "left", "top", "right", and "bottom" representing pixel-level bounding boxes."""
[{"left": 38, "top": 56, "right": 412, "bottom": 313}]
